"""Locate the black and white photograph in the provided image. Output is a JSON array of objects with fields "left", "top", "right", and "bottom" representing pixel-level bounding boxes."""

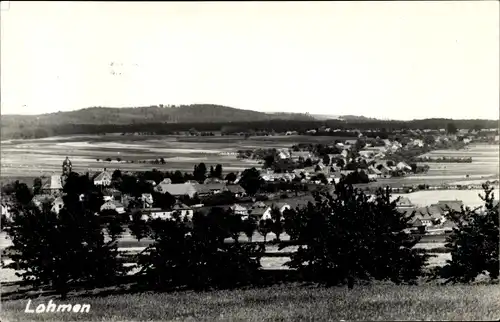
[{"left": 0, "top": 1, "right": 499, "bottom": 321}]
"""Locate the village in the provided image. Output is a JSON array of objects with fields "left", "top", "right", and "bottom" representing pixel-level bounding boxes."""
[{"left": 3, "top": 128, "right": 497, "bottom": 236}]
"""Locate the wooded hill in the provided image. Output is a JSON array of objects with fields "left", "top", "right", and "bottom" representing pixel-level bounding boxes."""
[{"left": 1, "top": 104, "right": 498, "bottom": 140}]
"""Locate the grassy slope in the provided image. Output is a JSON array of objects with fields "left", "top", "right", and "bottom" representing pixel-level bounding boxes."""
[{"left": 1, "top": 283, "right": 499, "bottom": 321}]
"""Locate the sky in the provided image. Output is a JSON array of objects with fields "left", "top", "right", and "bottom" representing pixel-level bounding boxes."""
[{"left": 1, "top": 1, "right": 499, "bottom": 120}]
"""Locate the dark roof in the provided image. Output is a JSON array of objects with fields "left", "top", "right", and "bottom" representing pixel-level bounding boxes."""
[
  {"left": 249, "top": 206, "right": 270, "bottom": 216},
  {"left": 434, "top": 200, "right": 464, "bottom": 212},
  {"left": 172, "top": 202, "right": 191, "bottom": 210},
  {"left": 194, "top": 183, "right": 226, "bottom": 194},
  {"left": 155, "top": 183, "right": 197, "bottom": 196},
  {"left": 225, "top": 184, "right": 245, "bottom": 193}
]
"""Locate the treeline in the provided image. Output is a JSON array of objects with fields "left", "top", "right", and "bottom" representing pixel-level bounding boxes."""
[
  {"left": 2, "top": 118, "right": 498, "bottom": 140},
  {"left": 3, "top": 178, "right": 498, "bottom": 299}
]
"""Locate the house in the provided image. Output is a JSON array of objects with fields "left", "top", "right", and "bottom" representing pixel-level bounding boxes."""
[
  {"left": 423, "top": 205, "right": 445, "bottom": 225},
  {"left": 225, "top": 184, "right": 246, "bottom": 197},
  {"left": 230, "top": 204, "right": 249, "bottom": 218},
  {"left": 367, "top": 166, "right": 382, "bottom": 177},
  {"left": 411, "top": 139, "right": 424, "bottom": 147},
  {"left": 42, "top": 175, "right": 64, "bottom": 194},
  {"left": 32, "top": 194, "right": 56, "bottom": 210},
  {"left": 377, "top": 164, "right": 393, "bottom": 178},
  {"left": 345, "top": 139, "right": 357, "bottom": 146},
  {"left": 248, "top": 202, "right": 272, "bottom": 221},
  {"left": 100, "top": 200, "right": 125, "bottom": 214},
  {"left": 140, "top": 208, "right": 171, "bottom": 221},
  {"left": 433, "top": 200, "right": 464, "bottom": 214},
  {"left": 277, "top": 150, "right": 290, "bottom": 160},
  {"left": 93, "top": 170, "right": 112, "bottom": 186},
  {"left": 103, "top": 188, "right": 122, "bottom": 202},
  {"left": 168, "top": 201, "right": 194, "bottom": 220},
  {"left": 290, "top": 151, "right": 313, "bottom": 161},
  {"left": 382, "top": 139, "right": 392, "bottom": 147},
  {"left": 203, "top": 177, "right": 223, "bottom": 184},
  {"left": 340, "top": 150, "right": 349, "bottom": 158},
  {"left": 194, "top": 183, "right": 226, "bottom": 196},
  {"left": 51, "top": 196, "right": 65, "bottom": 214},
  {"left": 141, "top": 193, "right": 154, "bottom": 208},
  {"left": 412, "top": 210, "right": 433, "bottom": 227},
  {"left": 273, "top": 202, "right": 291, "bottom": 215},
  {"left": 340, "top": 170, "right": 355, "bottom": 176},
  {"left": 329, "top": 172, "right": 342, "bottom": 184},
  {"left": 395, "top": 196, "right": 414, "bottom": 208},
  {"left": 1, "top": 204, "right": 12, "bottom": 222},
  {"left": 359, "top": 150, "right": 375, "bottom": 158},
  {"left": 396, "top": 161, "right": 412, "bottom": 172},
  {"left": 154, "top": 182, "right": 198, "bottom": 198},
  {"left": 158, "top": 178, "right": 172, "bottom": 185}
]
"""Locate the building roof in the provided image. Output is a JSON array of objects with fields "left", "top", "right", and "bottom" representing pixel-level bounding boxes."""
[
  {"left": 396, "top": 197, "right": 413, "bottom": 207},
  {"left": 194, "top": 183, "right": 226, "bottom": 194},
  {"left": 273, "top": 202, "right": 290, "bottom": 209},
  {"left": 159, "top": 178, "right": 172, "bottom": 185},
  {"left": 230, "top": 204, "right": 248, "bottom": 212},
  {"left": 155, "top": 183, "right": 197, "bottom": 196},
  {"left": 94, "top": 170, "right": 112, "bottom": 182},
  {"left": 434, "top": 200, "right": 464, "bottom": 212},
  {"left": 101, "top": 200, "right": 124, "bottom": 208},
  {"left": 249, "top": 206, "right": 271, "bottom": 216},
  {"left": 43, "top": 175, "right": 63, "bottom": 190},
  {"left": 203, "top": 177, "right": 223, "bottom": 184},
  {"left": 33, "top": 194, "right": 56, "bottom": 205},
  {"left": 172, "top": 201, "right": 191, "bottom": 210},
  {"left": 225, "top": 184, "right": 245, "bottom": 194},
  {"left": 368, "top": 166, "right": 382, "bottom": 175},
  {"left": 291, "top": 151, "right": 312, "bottom": 158}
]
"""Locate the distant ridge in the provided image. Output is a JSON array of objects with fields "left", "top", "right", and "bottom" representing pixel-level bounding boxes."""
[
  {"left": 1, "top": 104, "right": 498, "bottom": 140},
  {"left": 1, "top": 104, "right": 317, "bottom": 126}
]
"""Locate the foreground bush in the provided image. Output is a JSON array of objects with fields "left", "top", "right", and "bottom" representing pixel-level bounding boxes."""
[
  {"left": 5, "top": 195, "right": 127, "bottom": 299},
  {"left": 136, "top": 209, "right": 264, "bottom": 290},
  {"left": 438, "top": 184, "right": 499, "bottom": 283},
  {"left": 283, "top": 182, "right": 429, "bottom": 287}
]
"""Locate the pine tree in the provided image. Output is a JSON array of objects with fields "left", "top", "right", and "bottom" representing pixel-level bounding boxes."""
[
  {"left": 439, "top": 184, "right": 499, "bottom": 283},
  {"left": 284, "top": 181, "right": 428, "bottom": 287}
]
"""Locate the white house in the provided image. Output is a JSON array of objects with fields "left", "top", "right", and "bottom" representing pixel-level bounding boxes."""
[
  {"left": 51, "top": 197, "right": 65, "bottom": 214},
  {"left": 141, "top": 193, "right": 154, "bottom": 208},
  {"left": 396, "top": 161, "right": 413, "bottom": 172},
  {"left": 1, "top": 204, "right": 12, "bottom": 222},
  {"left": 94, "top": 170, "right": 112, "bottom": 186},
  {"left": 146, "top": 202, "right": 194, "bottom": 221},
  {"left": 230, "top": 204, "right": 249, "bottom": 218}
]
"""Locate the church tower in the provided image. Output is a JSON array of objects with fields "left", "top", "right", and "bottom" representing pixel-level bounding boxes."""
[{"left": 62, "top": 156, "right": 72, "bottom": 177}]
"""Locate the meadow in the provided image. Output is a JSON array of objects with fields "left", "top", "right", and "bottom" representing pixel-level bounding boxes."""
[
  {"left": 2, "top": 134, "right": 353, "bottom": 181},
  {"left": 1, "top": 134, "right": 498, "bottom": 184},
  {"left": 1, "top": 283, "right": 499, "bottom": 321}
]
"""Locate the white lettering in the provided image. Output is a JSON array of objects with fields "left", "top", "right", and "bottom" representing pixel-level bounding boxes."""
[
  {"left": 25, "top": 301, "right": 90, "bottom": 314},
  {"left": 57, "top": 304, "right": 72, "bottom": 312},
  {"left": 35, "top": 304, "right": 46, "bottom": 313},
  {"left": 24, "top": 300, "right": 35, "bottom": 313},
  {"left": 46, "top": 299, "right": 57, "bottom": 313}
]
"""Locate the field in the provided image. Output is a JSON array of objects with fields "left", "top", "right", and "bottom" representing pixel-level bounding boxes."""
[
  {"left": 0, "top": 134, "right": 358, "bottom": 182},
  {"left": 1, "top": 283, "right": 499, "bottom": 321}
]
